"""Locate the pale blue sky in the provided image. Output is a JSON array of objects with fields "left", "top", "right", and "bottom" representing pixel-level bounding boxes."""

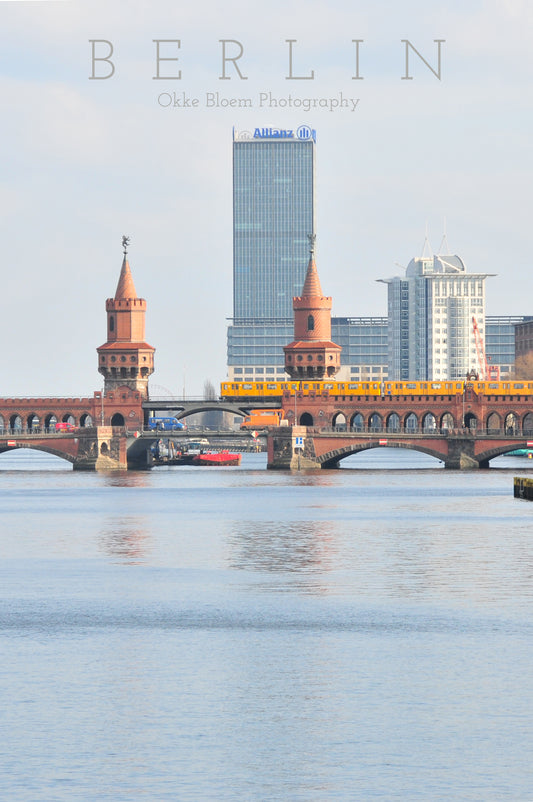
[{"left": 1, "top": 0, "right": 531, "bottom": 395}]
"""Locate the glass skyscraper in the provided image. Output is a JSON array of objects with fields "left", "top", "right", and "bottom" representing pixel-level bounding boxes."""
[
  {"left": 228, "top": 126, "right": 316, "bottom": 379},
  {"left": 233, "top": 127, "right": 316, "bottom": 320}
]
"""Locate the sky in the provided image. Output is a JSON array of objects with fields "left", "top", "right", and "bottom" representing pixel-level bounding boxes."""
[{"left": 1, "top": 0, "right": 532, "bottom": 397}]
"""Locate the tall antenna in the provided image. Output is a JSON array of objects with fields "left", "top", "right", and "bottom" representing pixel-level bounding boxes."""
[
  {"left": 421, "top": 223, "right": 433, "bottom": 258},
  {"left": 438, "top": 217, "right": 450, "bottom": 254}
]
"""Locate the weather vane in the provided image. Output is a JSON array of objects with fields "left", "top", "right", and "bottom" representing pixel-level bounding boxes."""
[
  {"left": 122, "top": 235, "right": 130, "bottom": 255},
  {"left": 307, "top": 233, "right": 316, "bottom": 255}
]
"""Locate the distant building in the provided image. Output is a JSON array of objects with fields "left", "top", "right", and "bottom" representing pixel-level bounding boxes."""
[
  {"left": 229, "top": 126, "right": 316, "bottom": 380},
  {"left": 227, "top": 317, "right": 389, "bottom": 382},
  {"left": 514, "top": 317, "right": 533, "bottom": 377},
  {"left": 380, "top": 244, "right": 494, "bottom": 381},
  {"left": 486, "top": 316, "right": 526, "bottom": 378}
]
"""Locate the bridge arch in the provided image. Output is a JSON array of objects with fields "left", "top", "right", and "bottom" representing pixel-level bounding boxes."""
[
  {"left": 440, "top": 412, "right": 455, "bottom": 431},
  {"left": 80, "top": 413, "right": 93, "bottom": 427},
  {"left": 318, "top": 441, "right": 445, "bottom": 468},
  {"left": 332, "top": 411, "right": 347, "bottom": 430},
  {"left": 10, "top": 414, "right": 22, "bottom": 430},
  {"left": 111, "top": 412, "right": 125, "bottom": 427},
  {"left": 369, "top": 412, "right": 383, "bottom": 431},
  {"left": 486, "top": 411, "right": 501, "bottom": 432},
  {"left": 404, "top": 412, "right": 418, "bottom": 432},
  {"left": 504, "top": 411, "right": 518, "bottom": 434},
  {"left": 0, "top": 414, "right": 4, "bottom": 432},
  {"left": 522, "top": 412, "right": 533, "bottom": 434},
  {"left": 300, "top": 411, "right": 314, "bottom": 426},
  {"left": 465, "top": 411, "right": 478, "bottom": 430},
  {"left": 45, "top": 413, "right": 58, "bottom": 431},
  {"left": 350, "top": 412, "right": 364, "bottom": 431},
  {"left": 27, "top": 413, "right": 40, "bottom": 432},
  {"left": 386, "top": 412, "right": 400, "bottom": 432},
  {"left": 0, "top": 442, "right": 76, "bottom": 465},
  {"left": 422, "top": 412, "right": 437, "bottom": 432}
]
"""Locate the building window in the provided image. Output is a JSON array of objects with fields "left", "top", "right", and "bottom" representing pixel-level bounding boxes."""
[{"left": 307, "top": 314, "right": 315, "bottom": 331}]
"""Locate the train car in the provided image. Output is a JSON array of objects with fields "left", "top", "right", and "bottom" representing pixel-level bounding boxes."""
[
  {"left": 382, "top": 381, "right": 465, "bottom": 397},
  {"left": 469, "top": 381, "right": 533, "bottom": 397},
  {"left": 221, "top": 379, "right": 533, "bottom": 401}
]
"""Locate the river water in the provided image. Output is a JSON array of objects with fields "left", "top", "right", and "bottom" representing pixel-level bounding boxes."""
[{"left": 1, "top": 449, "right": 532, "bottom": 801}]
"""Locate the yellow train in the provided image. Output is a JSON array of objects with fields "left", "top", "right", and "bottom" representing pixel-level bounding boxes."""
[{"left": 221, "top": 380, "right": 533, "bottom": 400}]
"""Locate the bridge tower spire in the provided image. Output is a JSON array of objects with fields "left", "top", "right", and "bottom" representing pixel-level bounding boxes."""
[
  {"left": 97, "top": 237, "right": 155, "bottom": 399},
  {"left": 283, "top": 235, "right": 342, "bottom": 378}
]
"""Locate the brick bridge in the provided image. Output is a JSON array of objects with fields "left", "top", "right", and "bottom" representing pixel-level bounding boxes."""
[
  {"left": 267, "top": 426, "right": 533, "bottom": 470},
  {"left": 280, "top": 384, "right": 533, "bottom": 435}
]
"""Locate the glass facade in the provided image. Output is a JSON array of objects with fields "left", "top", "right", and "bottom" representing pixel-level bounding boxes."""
[
  {"left": 227, "top": 317, "right": 388, "bottom": 380},
  {"left": 486, "top": 315, "right": 526, "bottom": 375},
  {"left": 233, "top": 134, "right": 316, "bottom": 321}
]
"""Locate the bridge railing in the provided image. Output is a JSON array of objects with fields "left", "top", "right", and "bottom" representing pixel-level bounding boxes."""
[
  {"left": 0, "top": 427, "right": 99, "bottom": 436},
  {"left": 313, "top": 426, "right": 533, "bottom": 438}
]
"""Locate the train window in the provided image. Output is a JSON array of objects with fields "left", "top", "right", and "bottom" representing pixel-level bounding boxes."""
[
  {"left": 431, "top": 383, "right": 442, "bottom": 389},
  {"left": 324, "top": 383, "right": 333, "bottom": 389},
  {"left": 488, "top": 383, "right": 498, "bottom": 389},
  {"left": 303, "top": 384, "right": 309, "bottom": 390},
  {"left": 513, "top": 383, "right": 524, "bottom": 389},
  {"left": 348, "top": 384, "right": 358, "bottom": 389},
  {"left": 266, "top": 384, "right": 277, "bottom": 390},
  {"left": 242, "top": 384, "right": 253, "bottom": 390},
  {"left": 406, "top": 383, "right": 416, "bottom": 389}
]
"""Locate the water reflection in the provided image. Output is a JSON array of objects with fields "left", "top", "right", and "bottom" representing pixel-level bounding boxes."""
[
  {"left": 228, "top": 519, "right": 337, "bottom": 582},
  {"left": 101, "top": 471, "right": 151, "bottom": 488},
  {"left": 98, "top": 516, "right": 151, "bottom": 563}
]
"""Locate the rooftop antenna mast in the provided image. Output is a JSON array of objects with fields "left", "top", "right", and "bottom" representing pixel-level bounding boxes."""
[
  {"left": 438, "top": 217, "right": 450, "bottom": 254},
  {"left": 421, "top": 223, "right": 433, "bottom": 258}
]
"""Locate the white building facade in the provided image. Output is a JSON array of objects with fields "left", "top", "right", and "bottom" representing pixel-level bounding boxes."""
[{"left": 382, "top": 253, "right": 494, "bottom": 381}]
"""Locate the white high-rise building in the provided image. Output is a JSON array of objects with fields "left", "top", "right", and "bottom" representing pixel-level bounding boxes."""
[{"left": 380, "top": 244, "right": 494, "bottom": 381}]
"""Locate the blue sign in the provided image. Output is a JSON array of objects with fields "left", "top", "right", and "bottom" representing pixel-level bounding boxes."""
[{"left": 253, "top": 126, "right": 316, "bottom": 141}]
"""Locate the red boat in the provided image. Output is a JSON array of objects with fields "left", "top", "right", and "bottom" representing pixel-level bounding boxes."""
[{"left": 192, "top": 450, "right": 241, "bottom": 466}]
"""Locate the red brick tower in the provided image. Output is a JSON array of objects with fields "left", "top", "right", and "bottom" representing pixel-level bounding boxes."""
[
  {"left": 97, "top": 237, "right": 155, "bottom": 398},
  {"left": 283, "top": 236, "right": 341, "bottom": 378}
]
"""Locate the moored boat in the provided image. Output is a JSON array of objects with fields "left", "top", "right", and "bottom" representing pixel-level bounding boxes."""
[{"left": 192, "top": 450, "right": 241, "bottom": 466}]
